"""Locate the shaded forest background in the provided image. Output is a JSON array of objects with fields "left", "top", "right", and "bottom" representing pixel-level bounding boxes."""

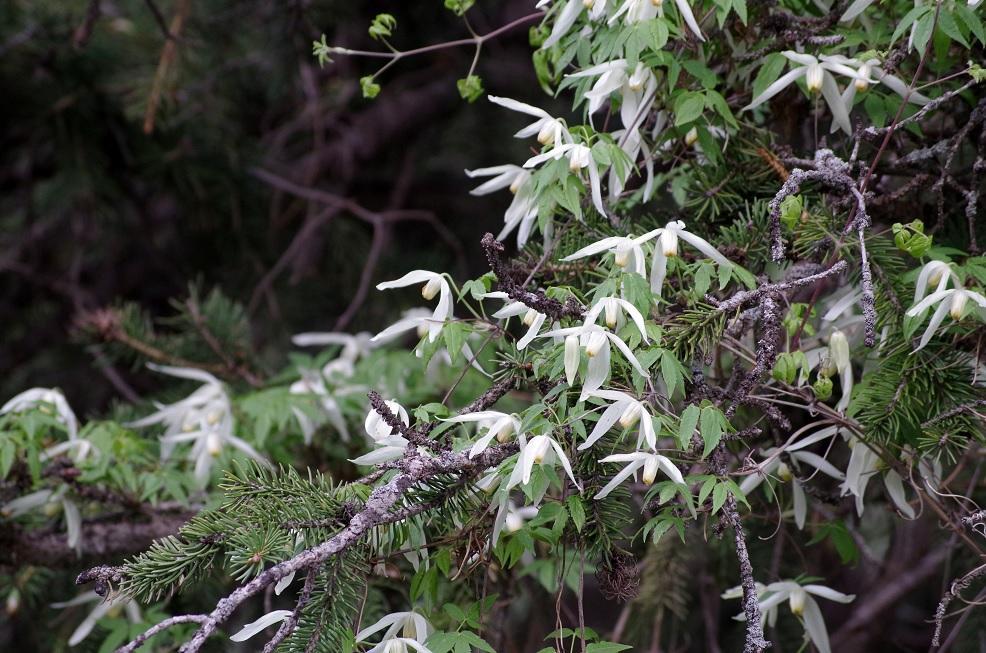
[{"left": 0, "top": 0, "right": 544, "bottom": 413}]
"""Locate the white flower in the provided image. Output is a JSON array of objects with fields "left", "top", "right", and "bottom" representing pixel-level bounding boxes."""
[
  {"left": 465, "top": 165, "right": 539, "bottom": 247},
  {"left": 840, "top": 436, "right": 914, "bottom": 518},
  {"left": 585, "top": 295, "right": 649, "bottom": 340},
  {"left": 1, "top": 485, "right": 82, "bottom": 551},
  {"left": 375, "top": 271, "right": 453, "bottom": 343},
  {"left": 483, "top": 292, "right": 548, "bottom": 350},
  {"left": 540, "top": 324, "right": 648, "bottom": 402},
  {"left": 568, "top": 60, "right": 658, "bottom": 132},
  {"left": 562, "top": 232, "right": 653, "bottom": 278},
  {"left": 912, "top": 260, "right": 959, "bottom": 308},
  {"left": 537, "top": 0, "right": 610, "bottom": 48},
  {"left": 905, "top": 286, "right": 986, "bottom": 352},
  {"left": 364, "top": 399, "right": 409, "bottom": 441},
  {"left": 740, "top": 425, "right": 845, "bottom": 529},
  {"left": 229, "top": 609, "right": 293, "bottom": 642},
  {"left": 827, "top": 329, "right": 853, "bottom": 413},
  {"left": 127, "top": 364, "right": 268, "bottom": 487},
  {"left": 525, "top": 142, "right": 606, "bottom": 216},
  {"left": 743, "top": 52, "right": 875, "bottom": 135},
  {"left": 506, "top": 434, "right": 582, "bottom": 491},
  {"left": 593, "top": 450, "right": 684, "bottom": 499},
  {"left": 442, "top": 410, "right": 522, "bottom": 458},
  {"left": 726, "top": 581, "right": 855, "bottom": 653},
  {"left": 357, "top": 610, "right": 434, "bottom": 647},
  {"left": 609, "top": 0, "right": 705, "bottom": 41},
  {"left": 292, "top": 330, "right": 376, "bottom": 380},
  {"left": 52, "top": 591, "right": 142, "bottom": 646},
  {"left": 288, "top": 369, "right": 352, "bottom": 444},
  {"left": 579, "top": 390, "right": 658, "bottom": 450},
  {"left": 648, "top": 220, "right": 734, "bottom": 298},
  {"left": 488, "top": 96, "right": 571, "bottom": 149},
  {"left": 1, "top": 387, "right": 80, "bottom": 445}
]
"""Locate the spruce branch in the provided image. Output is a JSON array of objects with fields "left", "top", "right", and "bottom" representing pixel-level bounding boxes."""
[{"left": 86, "top": 443, "right": 517, "bottom": 652}]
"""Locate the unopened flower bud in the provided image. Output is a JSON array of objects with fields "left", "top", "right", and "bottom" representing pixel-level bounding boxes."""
[
  {"left": 628, "top": 64, "right": 646, "bottom": 91},
  {"left": 568, "top": 145, "right": 591, "bottom": 171},
  {"left": 778, "top": 462, "right": 793, "bottom": 482},
  {"left": 585, "top": 331, "right": 607, "bottom": 357},
  {"left": 523, "top": 308, "right": 539, "bottom": 327},
  {"left": 828, "top": 330, "right": 850, "bottom": 374},
  {"left": 619, "top": 402, "right": 642, "bottom": 429},
  {"left": 531, "top": 437, "right": 551, "bottom": 463},
  {"left": 806, "top": 64, "right": 823, "bottom": 93},
  {"left": 564, "top": 335, "right": 580, "bottom": 385},
  {"left": 951, "top": 289, "right": 969, "bottom": 320},
  {"left": 509, "top": 175, "right": 524, "bottom": 194},
  {"left": 421, "top": 277, "right": 443, "bottom": 300}
]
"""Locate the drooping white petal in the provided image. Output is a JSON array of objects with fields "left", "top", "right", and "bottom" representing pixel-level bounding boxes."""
[
  {"left": 744, "top": 67, "right": 809, "bottom": 111},
  {"left": 230, "top": 610, "right": 293, "bottom": 642}
]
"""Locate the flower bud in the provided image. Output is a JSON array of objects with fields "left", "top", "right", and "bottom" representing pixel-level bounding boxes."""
[
  {"left": 806, "top": 64, "right": 823, "bottom": 93},
  {"left": 642, "top": 456, "right": 659, "bottom": 485},
  {"left": 619, "top": 402, "right": 642, "bottom": 429},
  {"left": 628, "top": 64, "right": 647, "bottom": 91},
  {"left": 828, "top": 330, "right": 850, "bottom": 374},
  {"left": 509, "top": 173, "right": 525, "bottom": 194},
  {"left": 778, "top": 462, "right": 793, "bottom": 482},
  {"left": 855, "top": 63, "right": 873, "bottom": 92},
  {"left": 583, "top": 0, "right": 594, "bottom": 7},
  {"left": 813, "top": 375, "right": 833, "bottom": 400},
  {"left": 421, "top": 276, "right": 443, "bottom": 300},
  {"left": 651, "top": 0, "right": 663, "bottom": 6},
  {"left": 951, "top": 289, "right": 969, "bottom": 320},
  {"left": 523, "top": 308, "right": 539, "bottom": 327},
  {"left": 564, "top": 335, "right": 580, "bottom": 385},
  {"left": 585, "top": 331, "right": 607, "bottom": 357},
  {"left": 205, "top": 408, "right": 222, "bottom": 426}
]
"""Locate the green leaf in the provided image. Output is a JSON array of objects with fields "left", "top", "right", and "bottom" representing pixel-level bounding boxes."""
[
  {"left": 360, "top": 75, "right": 381, "bottom": 99},
  {"left": 699, "top": 404, "right": 726, "bottom": 458},
  {"left": 622, "top": 271, "right": 654, "bottom": 315},
  {"left": 586, "top": 641, "right": 633, "bottom": 653},
  {"left": 567, "top": 495, "right": 587, "bottom": 532},
  {"left": 444, "top": 0, "right": 475, "bottom": 16},
  {"left": 674, "top": 92, "right": 705, "bottom": 126},
  {"left": 444, "top": 602, "right": 467, "bottom": 622},
  {"left": 891, "top": 4, "right": 932, "bottom": 46},
  {"left": 711, "top": 481, "right": 730, "bottom": 513},
  {"left": 456, "top": 75, "right": 484, "bottom": 103},
  {"left": 369, "top": 14, "right": 397, "bottom": 40},
  {"left": 460, "top": 631, "right": 497, "bottom": 653},
  {"left": 442, "top": 321, "right": 472, "bottom": 365},
  {"left": 677, "top": 404, "right": 700, "bottom": 449},
  {"left": 426, "top": 632, "right": 460, "bottom": 653},
  {"left": 937, "top": 8, "right": 969, "bottom": 48},
  {"left": 752, "top": 53, "right": 787, "bottom": 101}
]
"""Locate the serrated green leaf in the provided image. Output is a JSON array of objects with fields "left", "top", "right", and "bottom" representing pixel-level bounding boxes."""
[{"left": 678, "top": 404, "right": 700, "bottom": 449}]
